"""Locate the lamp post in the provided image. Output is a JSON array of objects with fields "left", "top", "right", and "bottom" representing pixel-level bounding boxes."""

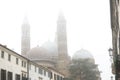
[
  {"left": 111, "top": 76, "right": 113, "bottom": 80},
  {"left": 108, "top": 48, "right": 113, "bottom": 62},
  {"left": 108, "top": 48, "right": 120, "bottom": 80}
]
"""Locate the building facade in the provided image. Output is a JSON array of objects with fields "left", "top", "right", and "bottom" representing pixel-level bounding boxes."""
[
  {"left": 0, "top": 44, "right": 28, "bottom": 80},
  {"left": 0, "top": 44, "right": 64, "bottom": 80},
  {"left": 110, "top": 0, "right": 120, "bottom": 75}
]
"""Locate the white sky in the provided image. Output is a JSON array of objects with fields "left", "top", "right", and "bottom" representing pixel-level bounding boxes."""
[{"left": 0, "top": 0, "right": 113, "bottom": 80}]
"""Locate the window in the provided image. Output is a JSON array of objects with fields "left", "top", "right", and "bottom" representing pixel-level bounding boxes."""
[
  {"left": 44, "top": 70, "right": 46, "bottom": 76},
  {"left": 24, "top": 62, "right": 26, "bottom": 68},
  {"left": 15, "top": 74, "right": 20, "bottom": 80},
  {"left": 1, "top": 51, "right": 4, "bottom": 58},
  {"left": 29, "top": 64, "right": 31, "bottom": 70},
  {"left": 22, "top": 61, "right": 27, "bottom": 68},
  {"left": 22, "top": 73, "right": 24, "bottom": 77},
  {"left": 57, "top": 75, "right": 59, "bottom": 80},
  {"left": 48, "top": 72, "right": 52, "bottom": 79},
  {"left": 39, "top": 68, "right": 43, "bottom": 74},
  {"left": 22, "top": 72, "right": 27, "bottom": 80},
  {"left": 39, "top": 77, "right": 43, "bottom": 80},
  {"left": 8, "top": 54, "right": 11, "bottom": 61},
  {"left": 22, "top": 61, "right": 24, "bottom": 67},
  {"left": 54, "top": 74, "right": 56, "bottom": 80},
  {"left": 29, "top": 78, "right": 31, "bottom": 80},
  {"left": 16, "top": 58, "right": 19, "bottom": 64},
  {"left": 8, "top": 71, "right": 13, "bottom": 80},
  {"left": 35, "top": 66, "right": 37, "bottom": 72},
  {"left": 61, "top": 77, "right": 63, "bottom": 80}
]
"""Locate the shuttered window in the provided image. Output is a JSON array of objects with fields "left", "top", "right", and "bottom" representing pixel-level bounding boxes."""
[{"left": 1, "top": 69, "right": 6, "bottom": 80}]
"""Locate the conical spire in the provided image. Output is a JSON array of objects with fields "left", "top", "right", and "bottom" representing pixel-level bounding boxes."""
[
  {"left": 23, "top": 16, "right": 29, "bottom": 24},
  {"left": 57, "top": 11, "right": 66, "bottom": 22}
]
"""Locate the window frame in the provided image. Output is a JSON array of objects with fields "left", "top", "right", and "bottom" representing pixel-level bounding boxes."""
[
  {"left": 8, "top": 54, "right": 11, "bottom": 61},
  {"left": 1, "top": 51, "right": 4, "bottom": 58},
  {"left": 16, "top": 58, "right": 19, "bottom": 65}
]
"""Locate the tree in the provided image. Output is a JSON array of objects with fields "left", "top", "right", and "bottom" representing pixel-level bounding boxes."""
[{"left": 69, "top": 59, "right": 100, "bottom": 80}]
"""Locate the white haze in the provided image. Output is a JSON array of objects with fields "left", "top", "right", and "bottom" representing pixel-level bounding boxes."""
[{"left": 0, "top": 0, "right": 113, "bottom": 80}]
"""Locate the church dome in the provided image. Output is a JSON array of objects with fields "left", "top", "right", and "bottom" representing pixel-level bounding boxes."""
[
  {"left": 26, "top": 46, "right": 53, "bottom": 60},
  {"left": 72, "top": 49, "right": 94, "bottom": 60},
  {"left": 26, "top": 41, "right": 58, "bottom": 62},
  {"left": 41, "top": 41, "right": 58, "bottom": 57}
]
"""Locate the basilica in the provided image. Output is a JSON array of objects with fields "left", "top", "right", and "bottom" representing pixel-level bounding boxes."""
[
  {"left": 21, "top": 12, "right": 98, "bottom": 79},
  {"left": 21, "top": 13, "right": 70, "bottom": 77}
]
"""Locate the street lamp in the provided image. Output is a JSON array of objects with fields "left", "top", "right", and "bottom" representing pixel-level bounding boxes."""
[
  {"left": 108, "top": 48, "right": 120, "bottom": 80},
  {"left": 108, "top": 48, "right": 113, "bottom": 63},
  {"left": 111, "top": 76, "right": 113, "bottom": 80},
  {"left": 109, "top": 48, "right": 113, "bottom": 57},
  {"left": 108, "top": 48, "right": 116, "bottom": 79}
]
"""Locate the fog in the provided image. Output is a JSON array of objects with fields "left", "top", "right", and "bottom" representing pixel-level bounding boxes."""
[{"left": 0, "top": 0, "right": 113, "bottom": 80}]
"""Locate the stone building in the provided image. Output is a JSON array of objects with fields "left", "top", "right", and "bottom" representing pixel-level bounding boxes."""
[
  {"left": 0, "top": 44, "right": 65, "bottom": 80},
  {"left": 109, "top": 0, "right": 120, "bottom": 74},
  {"left": 21, "top": 13, "right": 70, "bottom": 78},
  {"left": 0, "top": 44, "right": 28, "bottom": 80},
  {"left": 21, "top": 13, "right": 101, "bottom": 79}
]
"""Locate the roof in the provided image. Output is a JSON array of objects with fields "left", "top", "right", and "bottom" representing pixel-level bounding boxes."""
[
  {"left": 0, "top": 44, "right": 52, "bottom": 72},
  {"left": 0, "top": 44, "right": 29, "bottom": 60},
  {"left": 72, "top": 49, "right": 94, "bottom": 60},
  {"left": 27, "top": 41, "right": 58, "bottom": 62}
]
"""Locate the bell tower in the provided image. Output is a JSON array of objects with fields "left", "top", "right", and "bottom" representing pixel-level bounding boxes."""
[
  {"left": 21, "top": 16, "right": 30, "bottom": 56},
  {"left": 56, "top": 12, "right": 69, "bottom": 77}
]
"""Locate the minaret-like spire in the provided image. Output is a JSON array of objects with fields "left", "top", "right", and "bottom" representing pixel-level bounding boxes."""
[
  {"left": 56, "top": 12, "right": 69, "bottom": 77},
  {"left": 57, "top": 12, "right": 68, "bottom": 57},
  {"left": 21, "top": 16, "right": 30, "bottom": 56}
]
